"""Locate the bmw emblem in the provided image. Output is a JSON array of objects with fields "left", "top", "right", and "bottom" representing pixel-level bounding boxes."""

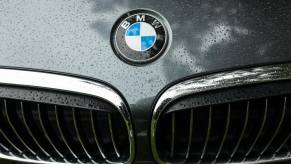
[{"left": 111, "top": 9, "right": 171, "bottom": 64}]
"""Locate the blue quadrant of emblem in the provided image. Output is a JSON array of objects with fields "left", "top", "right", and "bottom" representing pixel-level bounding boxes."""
[
  {"left": 141, "top": 36, "right": 156, "bottom": 51},
  {"left": 126, "top": 23, "right": 140, "bottom": 36}
]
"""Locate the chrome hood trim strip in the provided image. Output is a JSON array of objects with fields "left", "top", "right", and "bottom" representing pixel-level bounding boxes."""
[
  {"left": 151, "top": 63, "right": 291, "bottom": 164},
  {"left": 0, "top": 69, "right": 135, "bottom": 164}
]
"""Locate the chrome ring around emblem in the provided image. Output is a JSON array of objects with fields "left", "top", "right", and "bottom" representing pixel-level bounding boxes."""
[{"left": 111, "top": 9, "right": 172, "bottom": 65}]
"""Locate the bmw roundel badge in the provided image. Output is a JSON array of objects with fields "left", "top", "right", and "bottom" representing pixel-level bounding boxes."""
[{"left": 111, "top": 9, "right": 171, "bottom": 64}]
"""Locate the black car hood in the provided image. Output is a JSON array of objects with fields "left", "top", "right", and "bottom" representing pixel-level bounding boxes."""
[{"left": 0, "top": 0, "right": 291, "bottom": 162}]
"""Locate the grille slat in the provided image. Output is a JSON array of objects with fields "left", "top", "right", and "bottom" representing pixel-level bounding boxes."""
[
  {"left": 19, "top": 101, "right": 54, "bottom": 162},
  {"left": 72, "top": 108, "right": 96, "bottom": 163},
  {"left": 54, "top": 106, "right": 85, "bottom": 163},
  {"left": 3, "top": 99, "right": 40, "bottom": 159},
  {"left": 0, "top": 112, "right": 25, "bottom": 158},
  {"left": 199, "top": 107, "right": 212, "bottom": 163},
  {"left": 0, "top": 141, "right": 9, "bottom": 152},
  {"left": 37, "top": 104, "right": 68, "bottom": 162},
  {"left": 229, "top": 101, "right": 250, "bottom": 161},
  {"left": 259, "top": 97, "right": 287, "bottom": 158},
  {"left": 214, "top": 104, "right": 230, "bottom": 162},
  {"left": 275, "top": 132, "right": 291, "bottom": 155},
  {"left": 90, "top": 110, "right": 108, "bottom": 160},
  {"left": 0, "top": 134, "right": 25, "bottom": 158},
  {"left": 170, "top": 113, "right": 175, "bottom": 158},
  {"left": 243, "top": 99, "right": 269, "bottom": 161},
  {"left": 185, "top": 109, "right": 193, "bottom": 160},
  {"left": 108, "top": 113, "right": 121, "bottom": 158}
]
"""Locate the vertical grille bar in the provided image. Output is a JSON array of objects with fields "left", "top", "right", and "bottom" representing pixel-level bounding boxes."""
[
  {"left": 3, "top": 99, "right": 40, "bottom": 160},
  {"left": 275, "top": 133, "right": 291, "bottom": 155},
  {"left": 243, "top": 99, "right": 269, "bottom": 160},
  {"left": 0, "top": 142, "right": 13, "bottom": 158},
  {"left": 55, "top": 106, "right": 83, "bottom": 163},
  {"left": 108, "top": 113, "right": 120, "bottom": 158},
  {"left": 229, "top": 101, "right": 250, "bottom": 162},
  {"left": 0, "top": 99, "right": 26, "bottom": 158},
  {"left": 0, "top": 129, "right": 25, "bottom": 158},
  {"left": 258, "top": 97, "right": 287, "bottom": 158},
  {"left": 72, "top": 108, "right": 95, "bottom": 163},
  {"left": 275, "top": 97, "right": 291, "bottom": 156},
  {"left": 19, "top": 101, "right": 54, "bottom": 161},
  {"left": 0, "top": 129, "right": 13, "bottom": 156},
  {"left": 214, "top": 104, "right": 231, "bottom": 162},
  {"left": 0, "top": 142, "right": 9, "bottom": 152},
  {"left": 199, "top": 107, "right": 212, "bottom": 163},
  {"left": 170, "top": 113, "right": 175, "bottom": 158},
  {"left": 37, "top": 104, "right": 68, "bottom": 163},
  {"left": 90, "top": 110, "right": 107, "bottom": 160},
  {"left": 185, "top": 109, "right": 194, "bottom": 160}
]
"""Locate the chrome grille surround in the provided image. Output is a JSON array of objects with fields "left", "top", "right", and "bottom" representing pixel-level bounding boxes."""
[
  {"left": 151, "top": 63, "right": 291, "bottom": 164},
  {"left": 0, "top": 68, "right": 135, "bottom": 164}
]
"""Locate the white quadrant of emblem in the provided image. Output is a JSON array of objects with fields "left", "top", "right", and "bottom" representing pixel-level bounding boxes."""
[{"left": 125, "top": 22, "right": 157, "bottom": 51}]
